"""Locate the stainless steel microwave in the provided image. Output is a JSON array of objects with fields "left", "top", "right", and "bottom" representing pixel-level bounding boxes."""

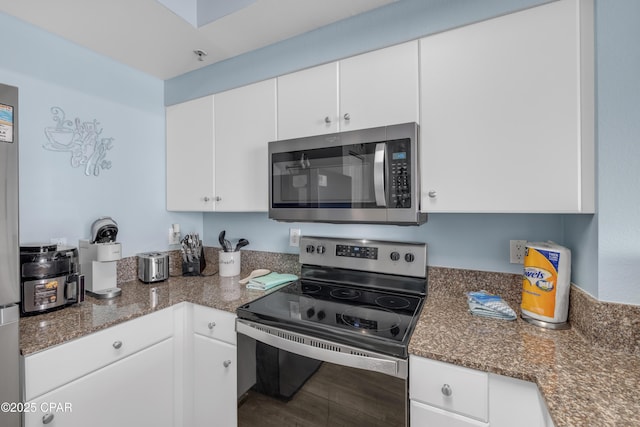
[{"left": 269, "top": 122, "right": 427, "bottom": 225}]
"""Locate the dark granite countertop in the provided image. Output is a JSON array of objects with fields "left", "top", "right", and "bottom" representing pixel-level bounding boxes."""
[
  {"left": 19, "top": 267, "right": 640, "bottom": 427},
  {"left": 409, "top": 272, "right": 640, "bottom": 427}
]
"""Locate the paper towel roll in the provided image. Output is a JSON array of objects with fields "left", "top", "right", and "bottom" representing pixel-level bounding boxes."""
[{"left": 521, "top": 241, "right": 571, "bottom": 326}]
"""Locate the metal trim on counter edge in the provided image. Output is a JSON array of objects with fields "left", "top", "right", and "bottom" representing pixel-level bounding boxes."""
[{"left": 236, "top": 319, "right": 408, "bottom": 379}]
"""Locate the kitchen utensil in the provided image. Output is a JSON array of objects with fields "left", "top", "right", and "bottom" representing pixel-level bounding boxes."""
[
  {"left": 218, "top": 230, "right": 232, "bottom": 252},
  {"left": 181, "top": 232, "right": 205, "bottom": 276},
  {"left": 234, "top": 238, "right": 249, "bottom": 252},
  {"left": 238, "top": 268, "right": 270, "bottom": 284}
]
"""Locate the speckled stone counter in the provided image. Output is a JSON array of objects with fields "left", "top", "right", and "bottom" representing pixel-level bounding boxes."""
[
  {"left": 20, "top": 249, "right": 300, "bottom": 355},
  {"left": 19, "top": 256, "right": 640, "bottom": 427},
  {"left": 410, "top": 267, "right": 640, "bottom": 427}
]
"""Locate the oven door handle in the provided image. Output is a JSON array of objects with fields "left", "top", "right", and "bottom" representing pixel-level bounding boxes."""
[
  {"left": 374, "top": 143, "right": 386, "bottom": 207},
  {"left": 236, "top": 319, "right": 407, "bottom": 379}
]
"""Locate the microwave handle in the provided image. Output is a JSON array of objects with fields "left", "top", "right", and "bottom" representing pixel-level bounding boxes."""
[{"left": 374, "top": 143, "right": 386, "bottom": 207}]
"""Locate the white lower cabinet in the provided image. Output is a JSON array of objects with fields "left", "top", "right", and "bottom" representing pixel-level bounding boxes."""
[
  {"left": 192, "top": 335, "right": 237, "bottom": 427},
  {"left": 410, "top": 400, "right": 488, "bottom": 427},
  {"left": 22, "top": 303, "right": 240, "bottom": 427},
  {"left": 410, "top": 355, "right": 554, "bottom": 427},
  {"left": 189, "top": 305, "right": 237, "bottom": 427},
  {"left": 24, "top": 338, "right": 174, "bottom": 427},
  {"left": 22, "top": 308, "right": 175, "bottom": 427}
]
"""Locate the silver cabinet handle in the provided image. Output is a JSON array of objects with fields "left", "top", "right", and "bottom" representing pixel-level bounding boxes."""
[
  {"left": 343, "top": 113, "right": 351, "bottom": 121},
  {"left": 42, "top": 413, "right": 54, "bottom": 424},
  {"left": 223, "top": 360, "right": 232, "bottom": 368},
  {"left": 324, "top": 116, "right": 331, "bottom": 124},
  {"left": 441, "top": 383, "right": 452, "bottom": 397},
  {"left": 203, "top": 196, "right": 211, "bottom": 202},
  {"left": 208, "top": 321, "right": 216, "bottom": 330},
  {"left": 428, "top": 190, "right": 437, "bottom": 199},
  {"left": 113, "top": 340, "right": 123, "bottom": 349}
]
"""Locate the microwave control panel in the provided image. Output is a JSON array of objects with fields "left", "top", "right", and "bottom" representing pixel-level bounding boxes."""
[{"left": 388, "top": 138, "right": 411, "bottom": 208}]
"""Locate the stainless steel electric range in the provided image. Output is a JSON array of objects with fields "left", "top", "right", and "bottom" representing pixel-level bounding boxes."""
[{"left": 236, "top": 236, "right": 427, "bottom": 381}]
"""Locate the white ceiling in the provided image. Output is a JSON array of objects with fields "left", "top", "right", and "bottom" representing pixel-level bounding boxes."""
[{"left": 0, "top": 0, "right": 396, "bottom": 80}]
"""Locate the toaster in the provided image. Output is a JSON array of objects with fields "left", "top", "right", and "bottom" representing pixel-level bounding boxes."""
[{"left": 137, "top": 252, "right": 170, "bottom": 283}]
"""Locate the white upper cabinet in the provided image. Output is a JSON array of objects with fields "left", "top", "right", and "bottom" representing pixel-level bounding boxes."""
[
  {"left": 215, "top": 79, "right": 276, "bottom": 212},
  {"left": 166, "top": 79, "right": 276, "bottom": 212},
  {"left": 166, "top": 95, "right": 215, "bottom": 211},
  {"left": 277, "top": 62, "right": 339, "bottom": 139},
  {"left": 277, "top": 41, "right": 419, "bottom": 139},
  {"left": 419, "top": 0, "right": 594, "bottom": 213},
  {"left": 340, "top": 41, "right": 419, "bottom": 132}
]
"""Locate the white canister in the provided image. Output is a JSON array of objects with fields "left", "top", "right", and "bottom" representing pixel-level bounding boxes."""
[
  {"left": 521, "top": 241, "right": 571, "bottom": 329},
  {"left": 219, "top": 251, "right": 241, "bottom": 277}
]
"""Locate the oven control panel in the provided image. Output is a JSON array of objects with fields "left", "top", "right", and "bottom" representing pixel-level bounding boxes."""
[
  {"left": 300, "top": 236, "right": 427, "bottom": 278},
  {"left": 335, "top": 244, "right": 379, "bottom": 260}
]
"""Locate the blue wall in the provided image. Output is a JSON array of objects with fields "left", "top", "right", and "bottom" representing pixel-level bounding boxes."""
[
  {"left": 593, "top": 0, "right": 640, "bottom": 303},
  {"left": 0, "top": 12, "right": 202, "bottom": 257}
]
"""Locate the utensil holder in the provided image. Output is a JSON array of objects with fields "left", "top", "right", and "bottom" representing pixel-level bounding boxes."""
[
  {"left": 182, "top": 248, "right": 206, "bottom": 276},
  {"left": 219, "top": 251, "right": 241, "bottom": 277}
]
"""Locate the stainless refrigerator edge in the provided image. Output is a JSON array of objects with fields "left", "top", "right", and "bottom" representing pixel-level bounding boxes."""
[{"left": 0, "top": 83, "right": 21, "bottom": 427}]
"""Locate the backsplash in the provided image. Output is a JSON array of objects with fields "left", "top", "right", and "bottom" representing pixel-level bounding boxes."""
[{"left": 116, "top": 248, "right": 639, "bottom": 356}]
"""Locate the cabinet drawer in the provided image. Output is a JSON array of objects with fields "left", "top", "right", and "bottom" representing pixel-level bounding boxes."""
[
  {"left": 192, "top": 304, "right": 236, "bottom": 345},
  {"left": 410, "top": 356, "right": 488, "bottom": 422},
  {"left": 23, "top": 308, "right": 173, "bottom": 401},
  {"left": 410, "top": 400, "right": 489, "bottom": 427}
]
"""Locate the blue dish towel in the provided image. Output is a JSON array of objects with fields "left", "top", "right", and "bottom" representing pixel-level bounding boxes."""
[
  {"left": 467, "top": 290, "right": 517, "bottom": 321},
  {"left": 246, "top": 272, "right": 298, "bottom": 291}
]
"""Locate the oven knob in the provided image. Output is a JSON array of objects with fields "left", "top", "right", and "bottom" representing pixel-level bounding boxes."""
[
  {"left": 306, "top": 245, "right": 315, "bottom": 254},
  {"left": 316, "top": 245, "right": 326, "bottom": 254},
  {"left": 390, "top": 251, "right": 400, "bottom": 261},
  {"left": 405, "top": 253, "right": 415, "bottom": 263},
  {"left": 317, "top": 310, "right": 326, "bottom": 321}
]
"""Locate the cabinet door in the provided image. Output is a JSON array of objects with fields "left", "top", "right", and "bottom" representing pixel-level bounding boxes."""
[
  {"left": 411, "top": 400, "right": 489, "bottom": 427},
  {"left": 24, "top": 338, "right": 174, "bottom": 427},
  {"left": 420, "top": 0, "right": 594, "bottom": 213},
  {"left": 489, "top": 374, "right": 549, "bottom": 427},
  {"left": 166, "top": 95, "right": 216, "bottom": 211},
  {"left": 277, "top": 62, "right": 339, "bottom": 139},
  {"left": 340, "top": 41, "right": 419, "bottom": 131},
  {"left": 215, "top": 79, "right": 276, "bottom": 211},
  {"left": 193, "top": 334, "right": 237, "bottom": 427}
]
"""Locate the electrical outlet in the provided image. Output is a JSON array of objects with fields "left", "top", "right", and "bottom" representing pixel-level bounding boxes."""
[
  {"left": 168, "top": 227, "right": 181, "bottom": 245},
  {"left": 289, "top": 228, "right": 301, "bottom": 247},
  {"left": 510, "top": 240, "right": 527, "bottom": 264}
]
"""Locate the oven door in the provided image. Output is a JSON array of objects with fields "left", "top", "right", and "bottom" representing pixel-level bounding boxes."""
[{"left": 236, "top": 318, "right": 409, "bottom": 426}]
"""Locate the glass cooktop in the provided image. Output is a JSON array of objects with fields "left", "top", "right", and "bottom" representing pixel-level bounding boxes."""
[{"left": 237, "top": 279, "right": 425, "bottom": 358}]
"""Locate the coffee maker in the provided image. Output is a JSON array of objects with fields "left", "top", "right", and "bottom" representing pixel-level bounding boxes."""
[{"left": 79, "top": 217, "right": 122, "bottom": 299}]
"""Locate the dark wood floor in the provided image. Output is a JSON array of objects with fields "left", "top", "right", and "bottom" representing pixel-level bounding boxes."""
[{"left": 238, "top": 362, "right": 406, "bottom": 427}]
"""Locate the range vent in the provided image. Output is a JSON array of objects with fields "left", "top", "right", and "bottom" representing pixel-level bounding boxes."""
[{"left": 310, "top": 340, "right": 342, "bottom": 353}]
